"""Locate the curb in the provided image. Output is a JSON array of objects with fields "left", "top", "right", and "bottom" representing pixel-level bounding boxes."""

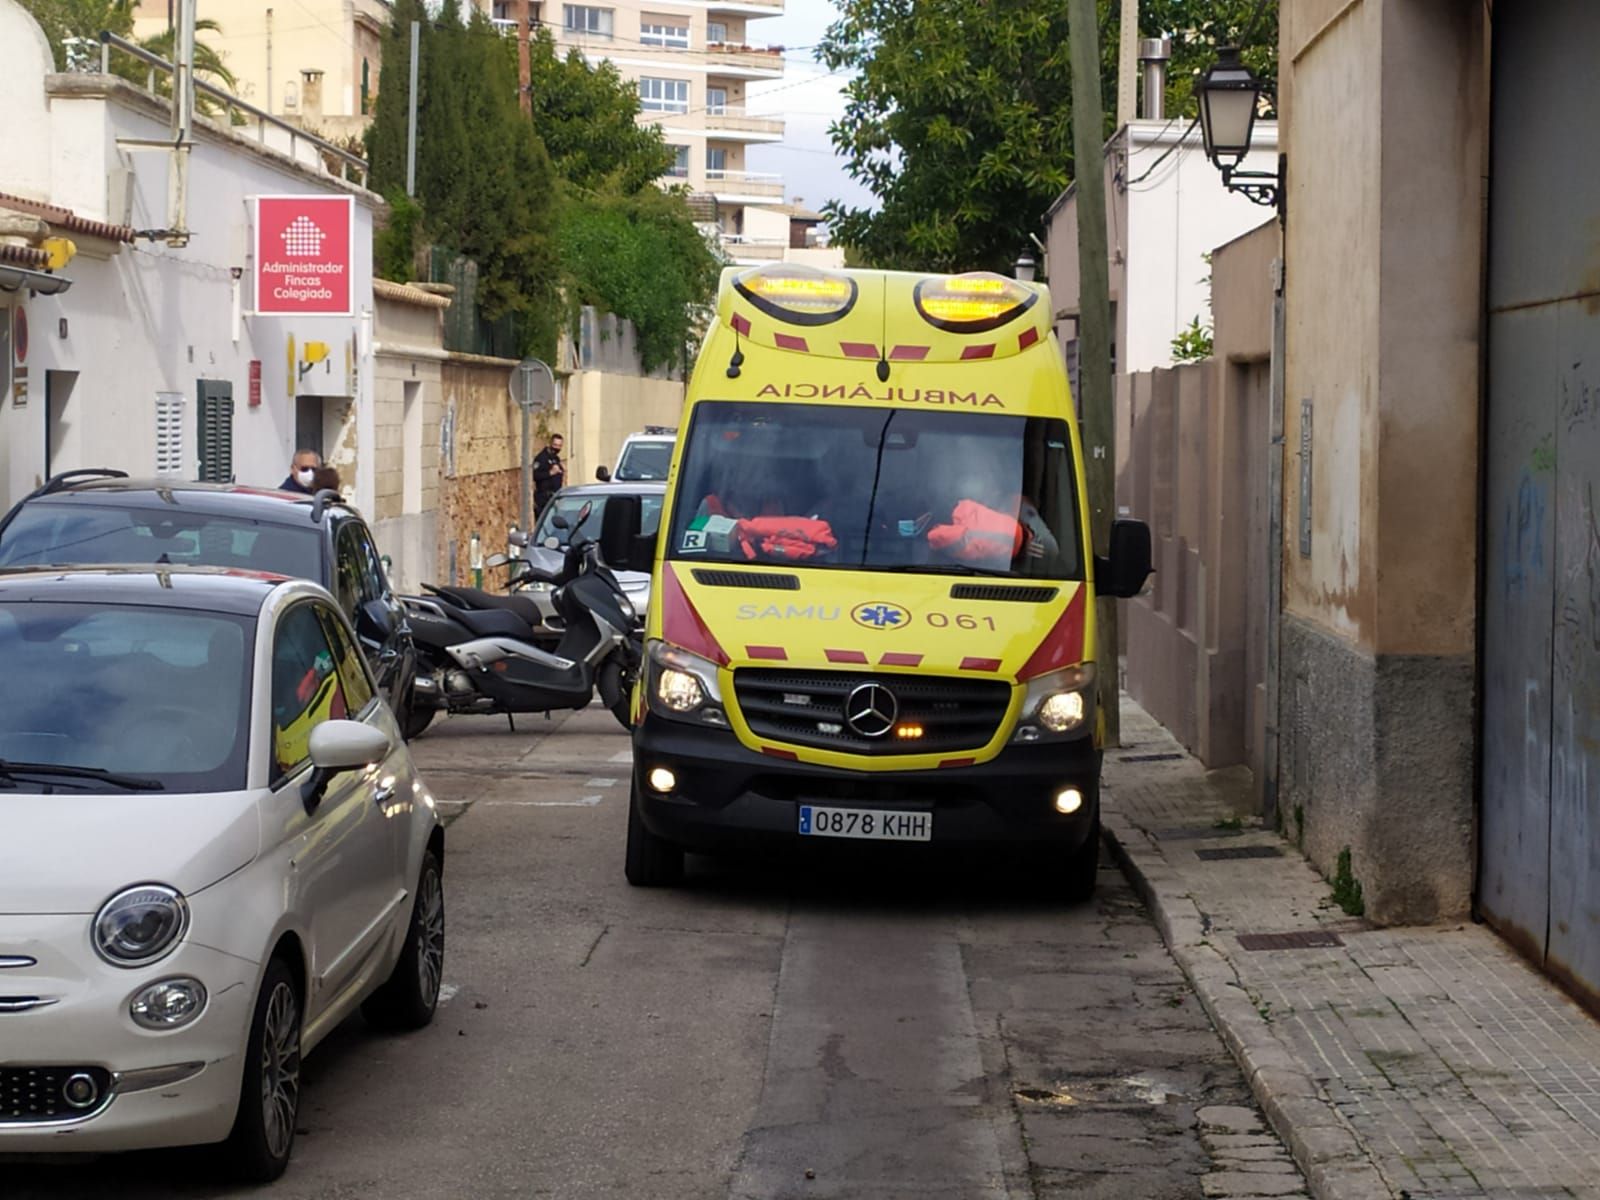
[{"left": 1102, "top": 810, "right": 1394, "bottom": 1200}]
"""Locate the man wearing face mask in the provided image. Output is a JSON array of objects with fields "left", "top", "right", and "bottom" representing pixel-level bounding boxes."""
[{"left": 280, "top": 450, "right": 322, "bottom": 495}]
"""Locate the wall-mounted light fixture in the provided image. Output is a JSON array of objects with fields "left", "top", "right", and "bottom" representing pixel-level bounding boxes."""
[
  {"left": 1197, "top": 46, "right": 1282, "bottom": 213},
  {"left": 1014, "top": 252, "right": 1037, "bottom": 283}
]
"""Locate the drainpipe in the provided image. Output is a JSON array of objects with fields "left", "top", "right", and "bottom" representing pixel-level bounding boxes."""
[{"left": 1263, "top": 255, "right": 1287, "bottom": 823}]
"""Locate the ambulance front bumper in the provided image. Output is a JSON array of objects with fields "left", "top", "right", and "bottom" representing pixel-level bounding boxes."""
[{"left": 632, "top": 714, "right": 1100, "bottom": 854}]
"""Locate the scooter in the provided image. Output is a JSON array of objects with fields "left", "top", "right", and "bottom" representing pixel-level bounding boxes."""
[{"left": 400, "top": 505, "right": 641, "bottom": 736}]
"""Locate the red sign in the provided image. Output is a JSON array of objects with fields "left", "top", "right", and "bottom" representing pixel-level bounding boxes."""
[
  {"left": 254, "top": 195, "right": 354, "bottom": 315},
  {"left": 248, "top": 359, "right": 262, "bottom": 407}
]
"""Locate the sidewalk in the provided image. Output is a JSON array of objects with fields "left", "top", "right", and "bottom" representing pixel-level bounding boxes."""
[{"left": 1102, "top": 701, "right": 1600, "bottom": 1200}]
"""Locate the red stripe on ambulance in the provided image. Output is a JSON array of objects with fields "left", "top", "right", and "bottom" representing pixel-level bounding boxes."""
[
  {"left": 889, "top": 345, "right": 929, "bottom": 361},
  {"left": 825, "top": 649, "right": 869, "bottom": 664},
  {"left": 840, "top": 342, "right": 878, "bottom": 359},
  {"left": 773, "top": 333, "right": 808, "bottom": 352},
  {"left": 1018, "top": 327, "right": 1040, "bottom": 350},
  {"left": 960, "top": 656, "right": 1003, "bottom": 672},
  {"left": 960, "top": 344, "right": 996, "bottom": 360},
  {"left": 746, "top": 645, "right": 788, "bottom": 661}
]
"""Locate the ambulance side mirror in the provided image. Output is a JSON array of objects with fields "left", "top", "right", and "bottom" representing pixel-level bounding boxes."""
[
  {"left": 600, "top": 495, "right": 659, "bottom": 572},
  {"left": 1097, "top": 519, "right": 1153, "bottom": 599}
]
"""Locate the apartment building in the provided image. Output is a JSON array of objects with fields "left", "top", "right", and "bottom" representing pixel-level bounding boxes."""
[
  {"left": 131, "top": 1, "right": 387, "bottom": 141},
  {"left": 487, "top": 1, "right": 818, "bottom": 264}
]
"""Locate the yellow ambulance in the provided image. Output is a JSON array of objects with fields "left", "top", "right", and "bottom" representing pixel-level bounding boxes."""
[{"left": 607, "top": 264, "right": 1151, "bottom": 897}]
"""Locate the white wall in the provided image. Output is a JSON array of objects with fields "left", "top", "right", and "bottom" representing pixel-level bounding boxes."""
[
  {"left": 0, "top": 0, "right": 379, "bottom": 509},
  {"left": 1120, "top": 120, "right": 1279, "bottom": 373}
]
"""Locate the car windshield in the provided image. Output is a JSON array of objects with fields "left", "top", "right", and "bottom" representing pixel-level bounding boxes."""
[
  {"left": 615, "top": 440, "right": 673, "bottom": 481},
  {"left": 535, "top": 493, "right": 664, "bottom": 551},
  {"left": 667, "top": 402, "right": 1083, "bottom": 578},
  {"left": 0, "top": 601, "right": 254, "bottom": 793},
  {"left": 0, "top": 502, "right": 322, "bottom": 580}
]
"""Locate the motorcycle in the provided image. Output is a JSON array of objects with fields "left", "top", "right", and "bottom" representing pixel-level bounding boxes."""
[{"left": 400, "top": 504, "right": 642, "bottom": 736}]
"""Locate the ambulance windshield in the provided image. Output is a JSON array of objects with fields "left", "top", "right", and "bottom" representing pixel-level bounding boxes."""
[{"left": 667, "top": 401, "right": 1082, "bottom": 579}]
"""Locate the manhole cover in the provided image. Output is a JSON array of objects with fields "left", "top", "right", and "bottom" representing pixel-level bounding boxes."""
[
  {"left": 1237, "top": 930, "right": 1345, "bottom": 951},
  {"left": 1195, "top": 845, "right": 1284, "bottom": 861}
]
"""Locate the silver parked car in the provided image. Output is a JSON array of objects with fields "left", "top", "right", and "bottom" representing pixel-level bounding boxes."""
[
  {"left": 518, "top": 482, "right": 664, "bottom": 632},
  {"left": 0, "top": 567, "right": 444, "bottom": 1182}
]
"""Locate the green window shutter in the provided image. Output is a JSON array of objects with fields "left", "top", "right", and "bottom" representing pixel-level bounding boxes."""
[{"left": 197, "top": 381, "right": 234, "bottom": 483}]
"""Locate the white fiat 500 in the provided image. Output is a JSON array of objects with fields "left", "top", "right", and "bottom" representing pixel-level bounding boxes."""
[{"left": 0, "top": 567, "right": 445, "bottom": 1181}]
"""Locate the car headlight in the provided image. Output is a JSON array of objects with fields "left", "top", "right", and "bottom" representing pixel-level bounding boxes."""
[
  {"left": 1014, "top": 664, "right": 1096, "bottom": 741},
  {"left": 129, "top": 977, "right": 208, "bottom": 1029},
  {"left": 93, "top": 885, "right": 189, "bottom": 967},
  {"left": 647, "top": 640, "right": 727, "bottom": 726}
]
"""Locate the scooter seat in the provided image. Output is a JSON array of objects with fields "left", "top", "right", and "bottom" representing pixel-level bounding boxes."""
[
  {"left": 430, "top": 586, "right": 544, "bottom": 629},
  {"left": 452, "top": 604, "right": 538, "bottom": 641}
]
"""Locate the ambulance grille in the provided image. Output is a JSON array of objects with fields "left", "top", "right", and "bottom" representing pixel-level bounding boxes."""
[
  {"left": 948, "top": 584, "right": 1059, "bottom": 603},
  {"left": 691, "top": 569, "right": 801, "bottom": 590},
  {"left": 734, "top": 669, "right": 1011, "bottom": 755}
]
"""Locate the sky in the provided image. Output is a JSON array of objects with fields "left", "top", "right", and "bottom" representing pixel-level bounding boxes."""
[{"left": 743, "top": 0, "right": 878, "bottom": 216}]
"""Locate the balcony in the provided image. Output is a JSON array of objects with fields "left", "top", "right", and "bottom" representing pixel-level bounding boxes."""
[
  {"left": 720, "top": 235, "right": 787, "bottom": 263},
  {"left": 703, "top": 106, "right": 785, "bottom": 142},
  {"left": 709, "top": 0, "right": 785, "bottom": 14},
  {"left": 704, "top": 42, "right": 786, "bottom": 78},
  {"left": 707, "top": 169, "right": 785, "bottom": 201}
]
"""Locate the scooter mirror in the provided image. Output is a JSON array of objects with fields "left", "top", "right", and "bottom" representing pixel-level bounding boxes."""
[{"left": 551, "top": 513, "right": 570, "bottom": 531}]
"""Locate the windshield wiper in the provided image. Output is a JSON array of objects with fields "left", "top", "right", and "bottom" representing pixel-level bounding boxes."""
[
  {"left": 889, "top": 563, "right": 1004, "bottom": 577},
  {"left": 0, "top": 760, "right": 165, "bottom": 791}
]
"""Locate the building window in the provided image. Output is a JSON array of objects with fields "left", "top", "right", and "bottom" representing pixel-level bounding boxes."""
[
  {"left": 639, "top": 76, "right": 690, "bottom": 113},
  {"left": 667, "top": 144, "right": 690, "bottom": 177},
  {"left": 706, "top": 86, "right": 727, "bottom": 114},
  {"left": 640, "top": 16, "right": 689, "bottom": 49},
  {"left": 707, "top": 20, "right": 727, "bottom": 43},
  {"left": 706, "top": 146, "right": 726, "bottom": 173},
  {"left": 563, "top": 5, "right": 612, "bottom": 37}
]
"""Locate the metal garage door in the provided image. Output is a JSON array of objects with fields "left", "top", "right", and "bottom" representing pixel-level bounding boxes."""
[{"left": 1481, "top": 0, "right": 1600, "bottom": 1007}]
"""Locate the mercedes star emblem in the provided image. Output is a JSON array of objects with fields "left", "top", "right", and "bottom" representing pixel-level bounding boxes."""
[{"left": 844, "top": 681, "right": 899, "bottom": 739}]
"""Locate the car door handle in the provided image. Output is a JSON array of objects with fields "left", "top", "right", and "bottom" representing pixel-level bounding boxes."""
[{"left": 374, "top": 781, "right": 397, "bottom": 805}]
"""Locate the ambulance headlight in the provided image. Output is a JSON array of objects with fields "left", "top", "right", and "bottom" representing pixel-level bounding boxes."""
[
  {"left": 733, "top": 265, "right": 858, "bottom": 326},
  {"left": 1015, "top": 664, "right": 1096, "bottom": 740},
  {"left": 914, "top": 271, "right": 1038, "bottom": 333},
  {"left": 648, "top": 641, "right": 727, "bottom": 726}
]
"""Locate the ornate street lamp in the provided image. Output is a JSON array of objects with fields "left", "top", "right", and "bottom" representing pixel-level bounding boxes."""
[
  {"left": 1196, "top": 46, "right": 1281, "bottom": 211},
  {"left": 1014, "top": 252, "right": 1038, "bottom": 283}
]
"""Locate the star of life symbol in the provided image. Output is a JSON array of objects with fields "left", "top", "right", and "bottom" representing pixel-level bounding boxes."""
[
  {"left": 857, "top": 604, "right": 903, "bottom": 628},
  {"left": 281, "top": 216, "right": 326, "bottom": 257}
]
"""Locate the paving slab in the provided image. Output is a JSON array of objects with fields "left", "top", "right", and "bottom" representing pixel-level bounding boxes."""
[{"left": 1104, "top": 700, "right": 1600, "bottom": 1200}]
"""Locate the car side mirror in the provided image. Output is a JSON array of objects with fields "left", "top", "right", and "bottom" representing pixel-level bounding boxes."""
[
  {"left": 596, "top": 465, "right": 612, "bottom": 482},
  {"left": 599, "top": 494, "right": 660, "bottom": 573},
  {"left": 303, "top": 720, "right": 391, "bottom": 812},
  {"left": 1096, "top": 519, "right": 1154, "bottom": 599}
]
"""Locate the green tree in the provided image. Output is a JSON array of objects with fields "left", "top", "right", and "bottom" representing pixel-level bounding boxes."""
[
  {"left": 20, "top": 0, "right": 236, "bottom": 96},
  {"left": 367, "top": 1, "right": 563, "bottom": 359},
  {"left": 558, "top": 185, "right": 721, "bottom": 374},
  {"left": 528, "top": 29, "right": 672, "bottom": 193},
  {"left": 818, "top": 0, "right": 1276, "bottom": 272}
]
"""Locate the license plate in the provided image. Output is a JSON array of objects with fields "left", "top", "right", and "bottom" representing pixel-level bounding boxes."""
[{"left": 797, "top": 804, "right": 932, "bottom": 842}]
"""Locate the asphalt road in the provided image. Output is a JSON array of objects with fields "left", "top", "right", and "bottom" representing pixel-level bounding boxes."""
[{"left": 9, "top": 708, "right": 1301, "bottom": 1199}]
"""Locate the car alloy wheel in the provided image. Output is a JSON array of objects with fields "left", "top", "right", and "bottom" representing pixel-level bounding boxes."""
[
  {"left": 415, "top": 864, "right": 444, "bottom": 1006},
  {"left": 259, "top": 980, "right": 301, "bottom": 1161}
]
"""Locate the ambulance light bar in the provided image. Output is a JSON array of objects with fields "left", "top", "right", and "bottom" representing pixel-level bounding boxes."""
[
  {"left": 914, "top": 272, "right": 1038, "bottom": 333},
  {"left": 733, "top": 265, "right": 858, "bottom": 326}
]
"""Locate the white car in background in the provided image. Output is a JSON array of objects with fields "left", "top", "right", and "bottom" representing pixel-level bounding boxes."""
[
  {"left": 599, "top": 427, "right": 676, "bottom": 483},
  {"left": 0, "top": 567, "right": 445, "bottom": 1181}
]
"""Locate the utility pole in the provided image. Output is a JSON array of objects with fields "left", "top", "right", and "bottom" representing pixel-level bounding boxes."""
[
  {"left": 405, "top": 20, "right": 419, "bottom": 197},
  {"left": 1116, "top": 0, "right": 1139, "bottom": 130},
  {"left": 1068, "top": 0, "right": 1120, "bottom": 745},
  {"left": 166, "top": 0, "right": 196, "bottom": 247},
  {"left": 517, "top": 0, "right": 532, "bottom": 115}
]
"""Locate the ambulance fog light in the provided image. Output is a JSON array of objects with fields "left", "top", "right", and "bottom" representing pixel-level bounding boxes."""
[
  {"left": 1038, "top": 691, "right": 1087, "bottom": 733},
  {"left": 648, "top": 767, "right": 677, "bottom": 794},
  {"left": 1054, "top": 788, "right": 1085, "bottom": 816}
]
